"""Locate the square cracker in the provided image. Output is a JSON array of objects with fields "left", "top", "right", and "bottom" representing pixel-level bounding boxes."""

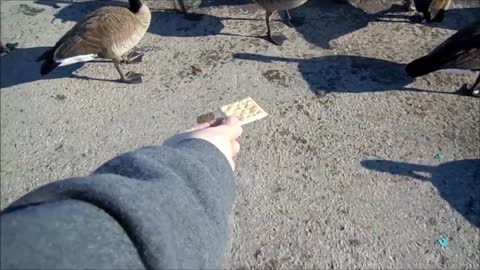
[{"left": 221, "top": 97, "right": 268, "bottom": 125}]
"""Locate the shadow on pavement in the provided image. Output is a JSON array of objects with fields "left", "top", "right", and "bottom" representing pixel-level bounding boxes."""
[
  {"left": 0, "top": 47, "right": 85, "bottom": 89},
  {"left": 35, "top": 0, "right": 225, "bottom": 37},
  {"left": 233, "top": 53, "right": 464, "bottom": 95},
  {"left": 291, "top": 0, "right": 371, "bottom": 49},
  {"left": 374, "top": 4, "right": 480, "bottom": 31},
  {"left": 361, "top": 159, "right": 480, "bottom": 228},
  {"left": 199, "top": 0, "right": 251, "bottom": 8},
  {"left": 148, "top": 10, "right": 224, "bottom": 37}
]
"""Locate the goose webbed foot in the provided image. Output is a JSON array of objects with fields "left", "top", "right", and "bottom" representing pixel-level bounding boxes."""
[
  {"left": 472, "top": 89, "right": 480, "bottom": 97},
  {"left": 114, "top": 62, "right": 142, "bottom": 84},
  {"left": 409, "top": 14, "right": 424, "bottom": 23},
  {"left": 465, "top": 73, "right": 480, "bottom": 97},
  {"left": 265, "top": 10, "right": 286, "bottom": 46},
  {"left": 456, "top": 84, "right": 480, "bottom": 98},
  {"left": 267, "top": 32, "right": 287, "bottom": 46},
  {"left": 122, "top": 51, "right": 144, "bottom": 64},
  {"left": 122, "top": 71, "right": 143, "bottom": 84}
]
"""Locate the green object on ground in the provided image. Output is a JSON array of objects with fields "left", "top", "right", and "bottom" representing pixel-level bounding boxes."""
[{"left": 438, "top": 237, "right": 448, "bottom": 248}]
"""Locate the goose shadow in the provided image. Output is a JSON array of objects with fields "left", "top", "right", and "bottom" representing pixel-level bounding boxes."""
[
  {"left": 199, "top": 0, "right": 251, "bottom": 8},
  {"left": 233, "top": 53, "right": 463, "bottom": 95},
  {"left": 0, "top": 47, "right": 85, "bottom": 89},
  {"left": 374, "top": 4, "right": 480, "bottom": 31},
  {"left": 291, "top": 0, "right": 371, "bottom": 49},
  {"left": 35, "top": 0, "right": 225, "bottom": 37},
  {"left": 148, "top": 9, "right": 224, "bottom": 37},
  {"left": 361, "top": 159, "right": 480, "bottom": 228}
]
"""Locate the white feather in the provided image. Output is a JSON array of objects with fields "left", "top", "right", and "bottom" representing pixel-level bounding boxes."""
[{"left": 57, "top": 54, "right": 98, "bottom": 66}]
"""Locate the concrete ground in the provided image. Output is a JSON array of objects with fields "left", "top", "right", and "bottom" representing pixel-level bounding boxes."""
[{"left": 1, "top": 0, "right": 479, "bottom": 268}]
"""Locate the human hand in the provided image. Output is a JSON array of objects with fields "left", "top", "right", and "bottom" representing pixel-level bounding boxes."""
[{"left": 164, "top": 116, "right": 243, "bottom": 171}]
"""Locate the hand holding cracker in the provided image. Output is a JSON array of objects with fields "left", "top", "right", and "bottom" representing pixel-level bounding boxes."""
[
  {"left": 221, "top": 97, "right": 268, "bottom": 125},
  {"left": 165, "top": 116, "right": 242, "bottom": 171}
]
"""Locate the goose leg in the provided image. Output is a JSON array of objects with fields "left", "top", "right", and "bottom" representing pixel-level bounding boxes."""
[
  {"left": 265, "top": 10, "right": 286, "bottom": 46},
  {"left": 467, "top": 73, "right": 480, "bottom": 97},
  {"left": 284, "top": 10, "right": 305, "bottom": 28},
  {"left": 175, "top": 0, "right": 203, "bottom": 21},
  {"left": 121, "top": 51, "right": 144, "bottom": 64},
  {"left": 176, "top": 0, "right": 187, "bottom": 13},
  {"left": 457, "top": 73, "right": 480, "bottom": 97},
  {"left": 284, "top": 10, "right": 294, "bottom": 28},
  {"left": 404, "top": 0, "right": 415, "bottom": 11},
  {"left": 114, "top": 62, "right": 142, "bottom": 84}
]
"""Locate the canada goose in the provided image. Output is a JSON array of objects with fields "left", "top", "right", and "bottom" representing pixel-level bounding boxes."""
[
  {"left": 406, "top": 21, "right": 480, "bottom": 97},
  {"left": 37, "top": 0, "right": 151, "bottom": 84},
  {"left": 253, "top": 0, "right": 309, "bottom": 45},
  {"left": 404, "top": 0, "right": 451, "bottom": 23}
]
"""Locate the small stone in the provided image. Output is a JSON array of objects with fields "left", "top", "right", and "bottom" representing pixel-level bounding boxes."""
[
  {"left": 253, "top": 249, "right": 261, "bottom": 259},
  {"left": 348, "top": 239, "right": 361, "bottom": 246},
  {"left": 191, "top": 65, "right": 202, "bottom": 75}
]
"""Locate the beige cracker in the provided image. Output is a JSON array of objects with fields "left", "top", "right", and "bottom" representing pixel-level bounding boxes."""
[{"left": 221, "top": 97, "right": 268, "bottom": 125}]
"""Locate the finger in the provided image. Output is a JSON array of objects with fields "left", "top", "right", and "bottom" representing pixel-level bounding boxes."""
[
  {"left": 222, "top": 116, "right": 240, "bottom": 126},
  {"left": 187, "top": 118, "right": 222, "bottom": 131},
  {"left": 187, "top": 123, "right": 211, "bottom": 132},
  {"left": 231, "top": 140, "right": 240, "bottom": 156},
  {"left": 216, "top": 124, "right": 243, "bottom": 140},
  {"left": 227, "top": 155, "right": 235, "bottom": 172},
  {"left": 209, "top": 118, "right": 225, "bottom": 127}
]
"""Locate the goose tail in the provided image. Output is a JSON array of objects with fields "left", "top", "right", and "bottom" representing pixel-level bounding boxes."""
[
  {"left": 37, "top": 48, "right": 53, "bottom": 62},
  {"left": 38, "top": 48, "right": 59, "bottom": 75},
  {"left": 427, "top": 0, "right": 450, "bottom": 22},
  {"left": 405, "top": 55, "right": 437, "bottom": 77},
  {"left": 40, "top": 59, "right": 59, "bottom": 75}
]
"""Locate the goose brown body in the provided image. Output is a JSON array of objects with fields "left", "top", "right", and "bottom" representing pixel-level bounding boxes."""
[
  {"left": 253, "top": 0, "right": 308, "bottom": 12},
  {"left": 54, "top": 5, "right": 151, "bottom": 63},
  {"left": 38, "top": 0, "right": 150, "bottom": 83}
]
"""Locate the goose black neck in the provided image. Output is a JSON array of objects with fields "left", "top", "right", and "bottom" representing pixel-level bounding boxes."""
[{"left": 129, "top": 0, "right": 143, "bottom": 13}]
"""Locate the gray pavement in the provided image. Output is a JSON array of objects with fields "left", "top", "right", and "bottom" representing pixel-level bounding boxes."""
[{"left": 1, "top": 0, "right": 479, "bottom": 268}]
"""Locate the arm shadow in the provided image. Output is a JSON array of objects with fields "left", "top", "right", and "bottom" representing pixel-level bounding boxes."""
[{"left": 361, "top": 159, "right": 480, "bottom": 227}]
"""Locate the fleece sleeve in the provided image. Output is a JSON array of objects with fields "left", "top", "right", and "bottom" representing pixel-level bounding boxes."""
[{"left": 1, "top": 139, "right": 235, "bottom": 270}]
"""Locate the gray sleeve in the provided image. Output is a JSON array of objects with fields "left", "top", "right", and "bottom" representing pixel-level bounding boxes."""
[{"left": 0, "top": 139, "right": 236, "bottom": 270}]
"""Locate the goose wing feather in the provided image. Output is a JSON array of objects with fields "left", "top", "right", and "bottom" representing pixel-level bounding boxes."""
[
  {"left": 53, "top": 7, "right": 146, "bottom": 61},
  {"left": 428, "top": 22, "right": 480, "bottom": 70}
]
